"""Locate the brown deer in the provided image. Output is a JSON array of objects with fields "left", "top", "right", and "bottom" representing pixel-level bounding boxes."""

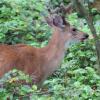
[{"left": 0, "top": 5, "right": 88, "bottom": 86}]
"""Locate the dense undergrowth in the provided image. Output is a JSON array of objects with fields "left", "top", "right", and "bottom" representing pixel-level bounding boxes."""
[
  {"left": 0, "top": 40, "right": 100, "bottom": 100},
  {"left": 0, "top": 0, "right": 100, "bottom": 100}
]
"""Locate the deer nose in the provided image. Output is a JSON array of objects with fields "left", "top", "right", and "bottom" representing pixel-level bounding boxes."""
[{"left": 84, "top": 34, "right": 89, "bottom": 38}]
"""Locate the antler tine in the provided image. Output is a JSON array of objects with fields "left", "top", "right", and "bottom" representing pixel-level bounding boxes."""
[
  {"left": 46, "top": 2, "right": 73, "bottom": 16},
  {"left": 46, "top": 3, "right": 72, "bottom": 27},
  {"left": 48, "top": 7, "right": 61, "bottom": 15},
  {"left": 60, "top": 3, "right": 73, "bottom": 14}
]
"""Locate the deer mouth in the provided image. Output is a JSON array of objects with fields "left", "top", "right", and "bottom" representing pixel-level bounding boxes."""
[
  {"left": 81, "top": 34, "right": 89, "bottom": 42},
  {"left": 80, "top": 37, "right": 88, "bottom": 42},
  {"left": 81, "top": 38, "right": 87, "bottom": 42}
]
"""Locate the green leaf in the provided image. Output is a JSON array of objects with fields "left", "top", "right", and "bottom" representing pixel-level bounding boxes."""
[{"left": 90, "top": 57, "right": 97, "bottom": 62}]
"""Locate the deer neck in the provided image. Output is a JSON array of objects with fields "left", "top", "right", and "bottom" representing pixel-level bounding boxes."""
[{"left": 43, "top": 29, "right": 68, "bottom": 76}]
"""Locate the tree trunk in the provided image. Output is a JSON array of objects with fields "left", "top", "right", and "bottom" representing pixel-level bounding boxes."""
[{"left": 72, "top": 0, "right": 100, "bottom": 73}]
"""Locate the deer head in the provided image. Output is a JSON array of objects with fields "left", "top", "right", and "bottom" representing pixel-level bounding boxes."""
[{"left": 45, "top": 13, "right": 88, "bottom": 48}]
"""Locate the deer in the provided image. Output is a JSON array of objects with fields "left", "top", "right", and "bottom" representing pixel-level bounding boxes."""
[{"left": 0, "top": 4, "right": 88, "bottom": 87}]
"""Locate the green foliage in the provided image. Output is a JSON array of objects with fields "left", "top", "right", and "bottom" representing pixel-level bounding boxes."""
[
  {"left": 0, "top": 0, "right": 50, "bottom": 44},
  {"left": 65, "top": 40, "right": 96, "bottom": 68},
  {"left": 0, "top": 69, "right": 38, "bottom": 99},
  {"left": 0, "top": 41, "right": 100, "bottom": 99},
  {"left": 43, "top": 40, "right": 100, "bottom": 100},
  {"left": 47, "top": 0, "right": 70, "bottom": 8},
  {"left": 0, "top": 0, "right": 100, "bottom": 100}
]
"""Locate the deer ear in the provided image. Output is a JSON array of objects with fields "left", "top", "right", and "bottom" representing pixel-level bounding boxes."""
[
  {"left": 53, "top": 15, "right": 70, "bottom": 28},
  {"left": 60, "top": 3, "right": 73, "bottom": 14},
  {"left": 45, "top": 16, "right": 53, "bottom": 26},
  {"left": 61, "top": 16, "right": 70, "bottom": 26},
  {"left": 53, "top": 15, "right": 65, "bottom": 28}
]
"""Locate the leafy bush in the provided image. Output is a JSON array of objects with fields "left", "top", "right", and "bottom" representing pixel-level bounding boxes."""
[
  {"left": 43, "top": 40, "right": 100, "bottom": 100},
  {"left": 0, "top": 0, "right": 50, "bottom": 44},
  {"left": 0, "top": 0, "right": 100, "bottom": 100},
  {"left": 0, "top": 69, "right": 38, "bottom": 100},
  {"left": 0, "top": 40, "right": 100, "bottom": 99}
]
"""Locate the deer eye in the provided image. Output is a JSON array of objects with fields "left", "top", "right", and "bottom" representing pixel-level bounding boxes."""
[{"left": 72, "top": 28, "right": 77, "bottom": 32}]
